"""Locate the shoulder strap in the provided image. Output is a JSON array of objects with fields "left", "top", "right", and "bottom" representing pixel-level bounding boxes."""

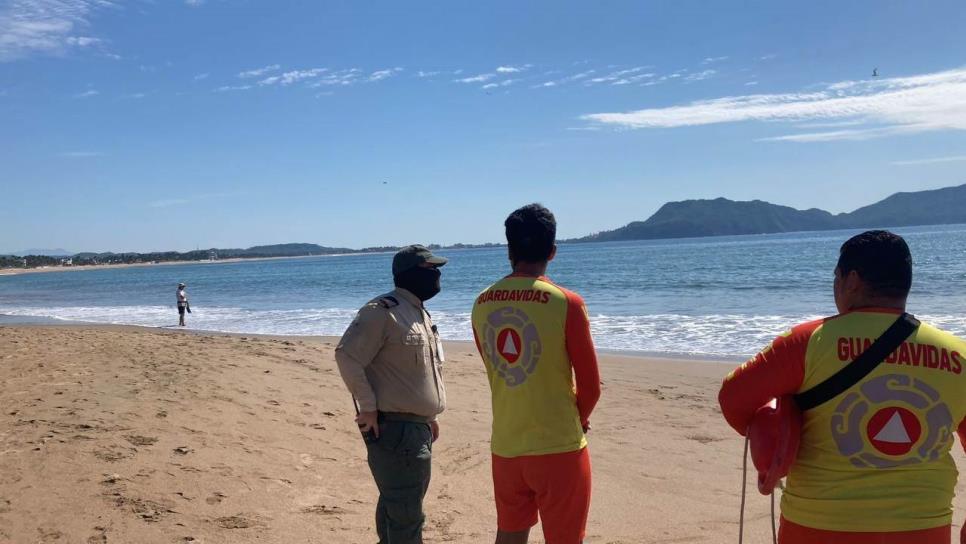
[
  {"left": 794, "top": 312, "right": 920, "bottom": 411},
  {"left": 378, "top": 296, "right": 399, "bottom": 309}
]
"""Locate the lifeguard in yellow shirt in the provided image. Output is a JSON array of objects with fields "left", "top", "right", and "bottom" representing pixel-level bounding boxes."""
[
  {"left": 472, "top": 204, "right": 601, "bottom": 544},
  {"left": 719, "top": 230, "right": 966, "bottom": 544}
]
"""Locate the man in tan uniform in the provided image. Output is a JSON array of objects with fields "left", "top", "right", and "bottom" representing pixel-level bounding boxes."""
[{"left": 335, "top": 245, "right": 448, "bottom": 544}]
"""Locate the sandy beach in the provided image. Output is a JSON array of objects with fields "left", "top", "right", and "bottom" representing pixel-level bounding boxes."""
[{"left": 1, "top": 325, "right": 964, "bottom": 544}]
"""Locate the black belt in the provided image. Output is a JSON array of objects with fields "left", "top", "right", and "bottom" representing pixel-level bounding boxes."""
[{"left": 380, "top": 412, "right": 432, "bottom": 424}]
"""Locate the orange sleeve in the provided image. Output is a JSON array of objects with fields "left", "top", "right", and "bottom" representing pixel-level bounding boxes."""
[
  {"left": 718, "top": 320, "right": 821, "bottom": 436},
  {"left": 564, "top": 290, "right": 601, "bottom": 427}
]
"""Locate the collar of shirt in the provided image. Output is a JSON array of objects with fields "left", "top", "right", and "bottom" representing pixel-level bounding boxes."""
[{"left": 392, "top": 287, "right": 424, "bottom": 309}]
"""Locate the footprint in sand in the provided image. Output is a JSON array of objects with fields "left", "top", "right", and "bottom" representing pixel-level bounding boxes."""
[
  {"left": 124, "top": 435, "right": 158, "bottom": 447},
  {"left": 86, "top": 526, "right": 108, "bottom": 543},
  {"left": 299, "top": 453, "right": 313, "bottom": 467},
  {"left": 214, "top": 515, "right": 262, "bottom": 529},
  {"left": 205, "top": 492, "right": 226, "bottom": 505}
]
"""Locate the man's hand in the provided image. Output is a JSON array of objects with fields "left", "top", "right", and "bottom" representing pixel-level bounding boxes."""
[
  {"left": 582, "top": 421, "right": 591, "bottom": 434},
  {"left": 430, "top": 420, "right": 440, "bottom": 442},
  {"left": 356, "top": 410, "right": 379, "bottom": 438}
]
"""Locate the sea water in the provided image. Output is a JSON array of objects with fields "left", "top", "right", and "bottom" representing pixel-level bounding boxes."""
[{"left": 2, "top": 224, "right": 964, "bottom": 359}]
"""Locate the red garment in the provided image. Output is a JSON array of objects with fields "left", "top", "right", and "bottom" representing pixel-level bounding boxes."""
[{"left": 492, "top": 447, "right": 592, "bottom": 543}]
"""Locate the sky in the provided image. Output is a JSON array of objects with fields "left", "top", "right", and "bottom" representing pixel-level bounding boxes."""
[{"left": 1, "top": 0, "right": 965, "bottom": 253}]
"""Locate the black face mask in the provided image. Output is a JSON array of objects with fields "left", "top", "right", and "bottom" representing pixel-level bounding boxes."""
[{"left": 395, "top": 266, "right": 442, "bottom": 301}]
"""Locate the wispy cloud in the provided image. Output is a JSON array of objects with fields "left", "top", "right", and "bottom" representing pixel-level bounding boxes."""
[
  {"left": 454, "top": 72, "right": 494, "bottom": 84},
  {"left": 368, "top": 67, "right": 402, "bottom": 82},
  {"left": 582, "top": 66, "right": 966, "bottom": 142},
  {"left": 0, "top": 0, "right": 117, "bottom": 61},
  {"left": 259, "top": 68, "right": 327, "bottom": 86},
  {"left": 891, "top": 155, "right": 966, "bottom": 166},
  {"left": 685, "top": 69, "right": 716, "bottom": 82},
  {"left": 701, "top": 56, "right": 729, "bottom": 65},
  {"left": 416, "top": 70, "right": 440, "bottom": 78},
  {"left": 73, "top": 89, "right": 98, "bottom": 98},
  {"left": 213, "top": 84, "right": 252, "bottom": 92},
  {"left": 184, "top": 0, "right": 204, "bottom": 5},
  {"left": 308, "top": 68, "right": 362, "bottom": 87},
  {"left": 760, "top": 54, "right": 778, "bottom": 61},
  {"left": 238, "top": 64, "right": 281, "bottom": 78},
  {"left": 496, "top": 64, "right": 530, "bottom": 74},
  {"left": 194, "top": 73, "right": 209, "bottom": 81},
  {"left": 534, "top": 69, "right": 597, "bottom": 88},
  {"left": 65, "top": 35, "right": 100, "bottom": 47},
  {"left": 586, "top": 66, "right": 653, "bottom": 86},
  {"left": 482, "top": 79, "right": 518, "bottom": 90}
]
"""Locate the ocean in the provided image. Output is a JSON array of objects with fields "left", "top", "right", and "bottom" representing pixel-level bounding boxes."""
[{"left": 2, "top": 224, "right": 965, "bottom": 359}]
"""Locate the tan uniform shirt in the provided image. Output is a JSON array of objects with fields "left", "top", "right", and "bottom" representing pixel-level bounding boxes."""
[{"left": 335, "top": 288, "right": 446, "bottom": 420}]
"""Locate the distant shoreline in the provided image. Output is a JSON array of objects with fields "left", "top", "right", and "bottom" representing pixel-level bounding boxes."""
[{"left": 0, "top": 252, "right": 377, "bottom": 277}]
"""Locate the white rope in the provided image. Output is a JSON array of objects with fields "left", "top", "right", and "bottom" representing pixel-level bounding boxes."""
[
  {"left": 771, "top": 487, "right": 777, "bottom": 544},
  {"left": 739, "top": 434, "right": 779, "bottom": 544},
  {"left": 739, "top": 435, "right": 749, "bottom": 544}
]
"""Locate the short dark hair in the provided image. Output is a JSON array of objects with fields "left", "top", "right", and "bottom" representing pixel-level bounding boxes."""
[
  {"left": 837, "top": 230, "right": 912, "bottom": 298},
  {"left": 505, "top": 203, "right": 556, "bottom": 264}
]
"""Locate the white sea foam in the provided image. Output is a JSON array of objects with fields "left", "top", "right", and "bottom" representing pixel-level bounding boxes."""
[{"left": 4, "top": 305, "right": 964, "bottom": 359}]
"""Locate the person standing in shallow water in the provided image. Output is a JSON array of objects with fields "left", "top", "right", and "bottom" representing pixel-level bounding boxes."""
[
  {"left": 176, "top": 283, "right": 188, "bottom": 327},
  {"left": 335, "top": 245, "right": 448, "bottom": 544}
]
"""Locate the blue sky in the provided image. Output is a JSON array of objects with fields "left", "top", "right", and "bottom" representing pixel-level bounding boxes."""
[{"left": 1, "top": 0, "right": 965, "bottom": 253}]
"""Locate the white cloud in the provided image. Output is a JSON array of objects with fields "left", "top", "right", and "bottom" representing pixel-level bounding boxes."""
[
  {"left": 891, "top": 155, "right": 966, "bottom": 166},
  {"left": 582, "top": 66, "right": 966, "bottom": 143},
  {"left": 482, "top": 78, "right": 518, "bottom": 90},
  {"left": 185, "top": 0, "right": 204, "bottom": 5},
  {"left": 194, "top": 72, "right": 209, "bottom": 81},
  {"left": 368, "top": 67, "right": 402, "bottom": 82},
  {"left": 65, "top": 35, "right": 99, "bottom": 47},
  {"left": 0, "top": 0, "right": 115, "bottom": 61},
  {"left": 308, "top": 68, "right": 362, "bottom": 87},
  {"left": 685, "top": 69, "right": 716, "bottom": 82},
  {"left": 213, "top": 84, "right": 252, "bottom": 92},
  {"left": 455, "top": 73, "right": 494, "bottom": 84},
  {"left": 760, "top": 54, "right": 778, "bottom": 61},
  {"left": 496, "top": 65, "right": 530, "bottom": 74},
  {"left": 73, "top": 89, "right": 98, "bottom": 98},
  {"left": 416, "top": 70, "right": 440, "bottom": 78},
  {"left": 702, "top": 56, "right": 729, "bottom": 65},
  {"left": 745, "top": 81, "right": 758, "bottom": 86},
  {"left": 258, "top": 68, "right": 327, "bottom": 86},
  {"left": 238, "top": 64, "right": 281, "bottom": 78}
]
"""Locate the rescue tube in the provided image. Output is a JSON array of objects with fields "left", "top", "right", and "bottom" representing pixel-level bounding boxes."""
[{"left": 748, "top": 396, "right": 802, "bottom": 495}]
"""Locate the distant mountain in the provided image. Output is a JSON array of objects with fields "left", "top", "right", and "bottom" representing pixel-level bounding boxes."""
[
  {"left": 16, "top": 248, "right": 73, "bottom": 257},
  {"left": 840, "top": 184, "right": 966, "bottom": 228},
  {"left": 574, "top": 183, "right": 966, "bottom": 242}
]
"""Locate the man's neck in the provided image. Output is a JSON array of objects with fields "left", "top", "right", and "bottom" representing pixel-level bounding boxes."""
[
  {"left": 845, "top": 297, "right": 907, "bottom": 313},
  {"left": 511, "top": 262, "right": 548, "bottom": 277}
]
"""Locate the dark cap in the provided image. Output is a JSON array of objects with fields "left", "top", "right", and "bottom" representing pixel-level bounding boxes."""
[{"left": 392, "top": 245, "right": 448, "bottom": 275}]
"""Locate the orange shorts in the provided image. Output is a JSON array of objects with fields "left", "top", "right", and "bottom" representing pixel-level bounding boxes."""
[
  {"left": 779, "top": 517, "right": 950, "bottom": 544},
  {"left": 492, "top": 447, "right": 591, "bottom": 544}
]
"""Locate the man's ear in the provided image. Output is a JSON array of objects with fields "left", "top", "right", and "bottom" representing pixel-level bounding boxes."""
[
  {"left": 548, "top": 245, "right": 558, "bottom": 262},
  {"left": 844, "top": 269, "right": 864, "bottom": 294}
]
